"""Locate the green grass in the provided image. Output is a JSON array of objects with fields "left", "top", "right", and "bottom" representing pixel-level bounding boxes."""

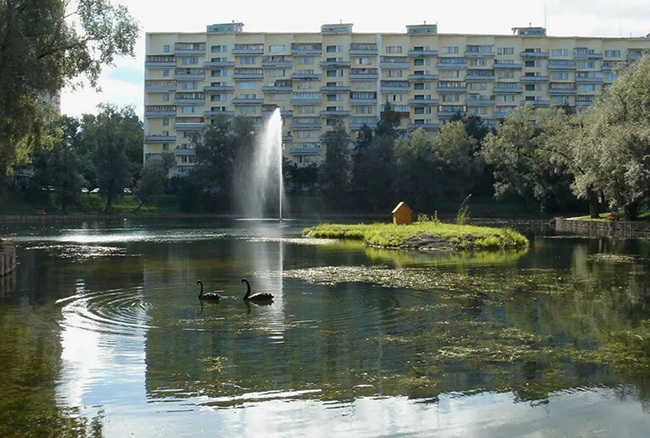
[
  {"left": 0, "top": 192, "right": 183, "bottom": 216},
  {"left": 303, "top": 222, "right": 529, "bottom": 251},
  {"left": 573, "top": 211, "right": 650, "bottom": 222}
]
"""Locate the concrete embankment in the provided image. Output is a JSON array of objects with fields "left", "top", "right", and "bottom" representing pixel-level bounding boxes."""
[{"left": 552, "top": 217, "right": 650, "bottom": 238}]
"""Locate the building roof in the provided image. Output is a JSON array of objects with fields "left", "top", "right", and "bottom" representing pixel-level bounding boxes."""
[{"left": 392, "top": 202, "right": 413, "bottom": 214}]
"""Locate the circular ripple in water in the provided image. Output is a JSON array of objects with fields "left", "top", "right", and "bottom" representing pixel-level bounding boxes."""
[{"left": 57, "top": 288, "right": 154, "bottom": 336}]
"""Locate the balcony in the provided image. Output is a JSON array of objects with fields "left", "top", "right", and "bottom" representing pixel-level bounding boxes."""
[
  {"left": 437, "top": 110, "right": 466, "bottom": 118},
  {"left": 175, "top": 69, "right": 205, "bottom": 81},
  {"left": 262, "top": 56, "right": 293, "bottom": 68},
  {"left": 349, "top": 118, "right": 378, "bottom": 130},
  {"left": 232, "top": 97, "right": 264, "bottom": 105},
  {"left": 380, "top": 57, "right": 410, "bottom": 69},
  {"left": 144, "top": 135, "right": 176, "bottom": 143},
  {"left": 465, "top": 98, "right": 495, "bottom": 106},
  {"left": 349, "top": 69, "right": 378, "bottom": 79},
  {"left": 291, "top": 72, "right": 322, "bottom": 80},
  {"left": 145, "top": 56, "right": 176, "bottom": 68},
  {"left": 232, "top": 44, "right": 264, "bottom": 55},
  {"left": 145, "top": 106, "right": 176, "bottom": 118},
  {"left": 465, "top": 73, "right": 495, "bottom": 82},
  {"left": 174, "top": 147, "right": 196, "bottom": 156},
  {"left": 465, "top": 50, "right": 495, "bottom": 58},
  {"left": 527, "top": 99, "right": 551, "bottom": 107},
  {"left": 574, "top": 51, "right": 603, "bottom": 60},
  {"left": 320, "top": 85, "right": 351, "bottom": 92},
  {"left": 263, "top": 85, "right": 293, "bottom": 93},
  {"left": 204, "top": 110, "right": 235, "bottom": 117},
  {"left": 575, "top": 74, "right": 604, "bottom": 84},
  {"left": 174, "top": 117, "right": 205, "bottom": 130},
  {"left": 520, "top": 51, "right": 549, "bottom": 58},
  {"left": 380, "top": 81, "right": 410, "bottom": 93},
  {"left": 291, "top": 121, "right": 322, "bottom": 130},
  {"left": 493, "top": 110, "right": 515, "bottom": 119},
  {"left": 548, "top": 88, "right": 577, "bottom": 95},
  {"left": 204, "top": 84, "right": 235, "bottom": 93},
  {"left": 409, "top": 122, "right": 440, "bottom": 130},
  {"left": 350, "top": 44, "right": 378, "bottom": 56},
  {"left": 282, "top": 135, "right": 293, "bottom": 143},
  {"left": 350, "top": 97, "right": 378, "bottom": 105},
  {"left": 437, "top": 58, "right": 466, "bottom": 69},
  {"left": 233, "top": 69, "right": 264, "bottom": 80},
  {"left": 290, "top": 145, "right": 322, "bottom": 156},
  {"left": 320, "top": 60, "right": 351, "bottom": 68},
  {"left": 204, "top": 60, "right": 235, "bottom": 68},
  {"left": 521, "top": 75, "right": 549, "bottom": 82},
  {"left": 291, "top": 44, "right": 322, "bottom": 55},
  {"left": 408, "top": 49, "right": 438, "bottom": 57},
  {"left": 627, "top": 51, "right": 643, "bottom": 62},
  {"left": 174, "top": 43, "right": 205, "bottom": 55},
  {"left": 320, "top": 109, "right": 350, "bottom": 117},
  {"left": 494, "top": 62, "right": 522, "bottom": 69},
  {"left": 437, "top": 86, "right": 467, "bottom": 93},
  {"left": 145, "top": 81, "right": 176, "bottom": 92},
  {"left": 493, "top": 84, "right": 523, "bottom": 94},
  {"left": 548, "top": 61, "right": 576, "bottom": 71},
  {"left": 291, "top": 97, "right": 322, "bottom": 106},
  {"left": 409, "top": 98, "right": 438, "bottom": 105},
  {"left": 408, "top": 73, "right": 438, "bottom": 81},
  {"left": 174, "top": 95, "right": 205, "bottom": 105}
]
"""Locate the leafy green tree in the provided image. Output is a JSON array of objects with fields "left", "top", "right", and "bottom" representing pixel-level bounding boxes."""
[
  {"left": 376, "top": 102, "right": 402, "bottom": 138},
  {"left": 395, "top": 128, "right": 437, "bottom": 210},
  {"left": 0, "top": 0, "right": 138, "bottom": 179},
  {"left": 80, "top": 104, "right": 142, "bottom": 212},
  {"left": 133, "top": 153, "right": 175, "bottom": 212},
  {"left": 319, "top": 119, "right": 351, "bottom": 204},
  {"left": 574, "top": 55, "right": 650, "bottom": 219},
  {"left": 432, "top": 121, "right": 480, "bottom": 201},
  {"left": 358, "top": 135, "right": 397, "bottom": 210},
  {"left": 192, "top": 115, "right": 255, "bottom": 203},
  {"left": 351, "top": 124, "right": 373, "bottom": 196}
]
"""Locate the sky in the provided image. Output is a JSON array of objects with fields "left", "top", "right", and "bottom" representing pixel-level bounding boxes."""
[{"left": 60, "top": 0, "right": 650, "bottom": 118}]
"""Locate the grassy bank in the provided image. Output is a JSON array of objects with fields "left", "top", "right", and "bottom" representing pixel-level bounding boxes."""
[
  {"left": 303, "top": 222, "right": 529, "bottom": 251},
  {"left": 573, "top": 211, "right": 650, "bottom": 222}
]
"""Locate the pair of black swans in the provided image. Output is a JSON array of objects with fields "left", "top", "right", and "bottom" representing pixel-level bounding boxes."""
[{"left": 196, "top": 278, "right": 274, "bottom": 303}]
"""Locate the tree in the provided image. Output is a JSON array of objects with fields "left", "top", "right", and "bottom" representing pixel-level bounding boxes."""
[
  {"left": 133, "top": 153, "right": 175, "bottom": 212},
  {"left": 192, "top": 115, "right": 255, "bottom": 202},
  {"left": 0, "top": 0, "right": 138, "bottom": 179},
  {"left": 351, "top": 124, "right": 373, "bottom": 196},
  {"left": 319, "top": 119, "right": 351, "bottom": 204},
  {"left": 376, "top": 102, "right": 402, "bottom": 138},
  {"left": 80, "top": 104, "right": 143, "bottom": 212},
  {"left": 573, "top": 55, "right": 650, "bottom": 220},
  {"left": 395, "top": 129, "right": 437, "bottom": 210}
]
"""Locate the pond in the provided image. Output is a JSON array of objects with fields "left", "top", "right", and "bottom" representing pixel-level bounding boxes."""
[{"left": 0, "top": 219, "right": 649, "bottom": 437}]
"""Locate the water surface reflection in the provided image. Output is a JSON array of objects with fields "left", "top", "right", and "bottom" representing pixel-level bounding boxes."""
[{"left": 0, "top": 219, "right": 649, "bottom": 436}]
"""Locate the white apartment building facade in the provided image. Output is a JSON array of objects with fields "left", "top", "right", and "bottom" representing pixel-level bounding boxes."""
[{"left": 144, "top": 23, "right": 650, "bottom": 176}]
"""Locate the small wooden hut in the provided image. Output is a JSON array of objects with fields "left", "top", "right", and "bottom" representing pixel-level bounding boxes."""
[{"left": 392, "top": 202, "right": 413, "bottom": 225}]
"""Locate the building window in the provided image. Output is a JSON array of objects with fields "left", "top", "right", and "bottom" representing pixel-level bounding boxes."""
[
  {"left": 181, "top": 106, "right": 198, "bottom": 114},
  {"left": 355, "top": 81, "right": 374, "bottom": 90},
  {"left": 387, "top": 70, "right": 403, "bottom": 78},
  {"left": 386, "top": 45, "right": 403, "bottom": 54},
  {"left": 162, "top": 69, "right": 170, "bottom": 77},
  {"left": 240, "top": 106, "right": 257, "bottom": 115},
  {"left": 211, "top": 69, "right": 226, "bottom": 77},
  {"left": 163, "top": 44, "right": 170, "bottom": 53},
  {"left": 298, "top": 131, "right": 312, "bottom": 139},
  {"left": 181, "top": 82, "right": 198, "bottom": 90},
  {"left": 469, "top": 58, "right": 487, "bottom": 67},
  {"left": 604, "top": 49, "right": 622, "bottom": 58},
  {"left": 551, "top": 48, "right": 569, "bottom": 57},
  {"left": 498, "top": 71, "right": 514, "bottom": 79},
  {"left": 578, "top": 60, "right": 596, "bottom": 69},
  {"left": 162, "top": 118, "right": 169, "bottom": 126},
  {"left": 239, "top": 56, "right": 257, "bottom": 65},
  {"left": 578, "top": 84, "right": 596, "bottom": 92},
  {"left": 497, "top": 47, "right": 514, "bottom": 55},
  {"left": 442, "top": 94, "right": 460, "bottom": 103},
  {"left": 182, "top": 57, "right": 198, "bottom": 65},
  {"left": 441, "top": 70, "right": 460, "bottom": 79},
  {"left": 355, "top": 106, "right": 373, "bottom": 114},
  {"left": 498, "top": 95, "right": 515, "bottom": 102},
  {"left": 442, "top": 46, "right": 459, "bottom": 54},
  {"left": 326, "top": 69, "right": 343, "bottom": 77},
  {"left": 269, "top": 69, "right": 286, "bottom": 77},
  {"left": 525, "top": 84, "right": 537, "bottom": 91},
  {"left": 211, "top": 45, "right": 227, "bottom": 53},
  {"left": 552, "top": 72, "right": 569, "bottom": 80},
  {"left": 239, "top": 82, "right": 256, "bottom": 90},
  {"left": 414, "top": 58, "right": 429, "bottom": 66},
  {"left": 552, "top": 96, "right": 570, "bottom": 105},
  {"left": 470, "top": 83, "right": 488, "bottom": 91},
  {"left": 357, "top": 57, "right": 372, "bottom": 65},
  {"left": 269, "top": 44, "right": 285, "bottom": 53},
  {"left": 326, "top": 45, "right": 341, "bottom": 53},
  {"left": 297, "top": 56, "right": 314, "bottom": 65}
]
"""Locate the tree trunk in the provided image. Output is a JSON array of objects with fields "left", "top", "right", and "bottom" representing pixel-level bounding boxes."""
[
  {"left": 104, "top": 194, "right": 113, "bottom": 213},
  {"left": 587, "top": 188, "right": 599, "bottom": 219},
  {"left": 133, "top": 200, "right": 145, "bottom": 213},
  {"left": 624, "top": 202, "right": 639, "bottom": 221}
]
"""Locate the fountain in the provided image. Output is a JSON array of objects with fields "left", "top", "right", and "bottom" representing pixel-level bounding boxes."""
[{"left": 240, "top": 108, "right": 285, "bottom": 220}]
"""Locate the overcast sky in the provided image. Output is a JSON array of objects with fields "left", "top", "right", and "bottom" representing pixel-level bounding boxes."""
[{"left": 60, "top": 0, "right": 650, "bottom": 118}]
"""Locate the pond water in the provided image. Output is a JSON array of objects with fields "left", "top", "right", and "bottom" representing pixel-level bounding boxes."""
[{"left": 1, "top": 219, "right": 649, "bottom": 437}]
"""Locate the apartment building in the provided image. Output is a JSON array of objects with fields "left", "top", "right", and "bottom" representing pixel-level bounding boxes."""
[{"left": 144, "top": 22, "right": 650, "bottom": 176}]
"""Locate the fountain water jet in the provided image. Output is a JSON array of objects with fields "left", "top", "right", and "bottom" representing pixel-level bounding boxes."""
[{"left": 241, "top": 108, "right": 285, "bottom": 220}]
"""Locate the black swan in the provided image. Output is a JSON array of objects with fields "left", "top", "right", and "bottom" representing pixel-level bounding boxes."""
[
  {"left": 241, "top": 279, "right": 273, "bottom": 302},
  {"left": 196, "top": 280, "right": 221, "bottom": 301}
]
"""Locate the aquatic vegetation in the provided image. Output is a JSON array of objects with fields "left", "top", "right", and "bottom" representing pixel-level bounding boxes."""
[
  {"left": 303, "top": 222, "right": 529, "bottom": 251},
  {"left": 587, "top": 253, "right": 641, "bottom": 264}
]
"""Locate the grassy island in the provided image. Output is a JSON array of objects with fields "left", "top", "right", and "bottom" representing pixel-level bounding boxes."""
[{"left": 303, "top": 222, "right": 529, "bottom": 251}]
